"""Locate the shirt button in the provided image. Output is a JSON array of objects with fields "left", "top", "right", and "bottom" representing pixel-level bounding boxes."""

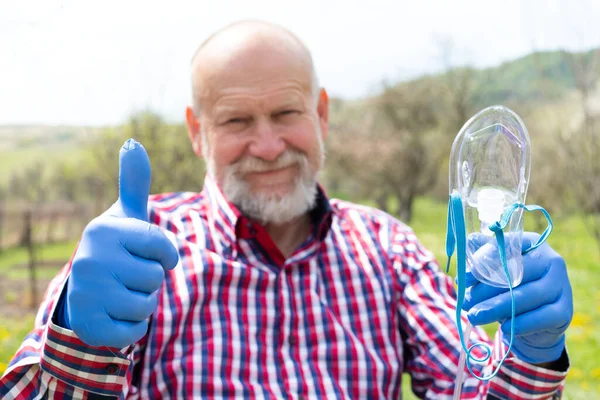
[
  {"left": 107, "top": 364, "right": 119, "bottom": 374},
  {"left": 288, "top": 335, "right": 297, "bottom": 345}
]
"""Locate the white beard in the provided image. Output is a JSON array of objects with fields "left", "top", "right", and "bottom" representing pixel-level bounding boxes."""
[{"left": 202, "top": 130, "right": 325, "bottom": 225}]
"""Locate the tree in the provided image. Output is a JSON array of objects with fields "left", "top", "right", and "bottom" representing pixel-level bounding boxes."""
[
  {"left": 327, "top": 79, "right": 445, "bottom": 223},
  {"left": 8, "top": 162, "right": 49, "bottom": 203},
  {"left": 85, "top": 111, "right": 206, "bottom": 204},
  {"left": 561, "top": 49, "right": 600, "bottom": 253}
]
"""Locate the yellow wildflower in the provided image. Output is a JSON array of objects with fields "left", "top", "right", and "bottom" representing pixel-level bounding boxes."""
[
  {"left": 0, "top": 326, "right": 10, "bottom": 340},
  {"left": 570, "top": 312, "right": 591, "bottom": 328},
  {"left": 581, "top": 381, "right": 590, "bottom": 390},
  {"left": 569, "top": 368, "right": 584, "bottom": 379}
]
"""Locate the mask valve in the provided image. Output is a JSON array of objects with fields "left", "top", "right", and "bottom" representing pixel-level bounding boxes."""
[{"left": 476, "top": 188, "right": 505, "bottom": 236}]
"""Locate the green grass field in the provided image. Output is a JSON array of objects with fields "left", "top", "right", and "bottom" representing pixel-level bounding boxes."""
[
  {"left": 0, "top": 125, "right": 95, "bottom": 185},
  {"left": 0, "top": 197, "right": 598, "bottom": 398}
]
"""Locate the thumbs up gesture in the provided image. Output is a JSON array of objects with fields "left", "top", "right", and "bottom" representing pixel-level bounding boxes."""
[{"left": 63, "top": 139, "right": 179, "bottom": 348}]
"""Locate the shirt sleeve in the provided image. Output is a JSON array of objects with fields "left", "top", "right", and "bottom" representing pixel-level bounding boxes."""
[
  {"left": 0, "top": 254, "right": 145, "bottom": 399},
  {"left": 389, "top": 226, "right": 568, "bottom": 399}
]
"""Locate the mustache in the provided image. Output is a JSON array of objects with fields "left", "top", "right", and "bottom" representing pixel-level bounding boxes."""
[{"left": 232, "top": 149, "right": 307, "bottom": 174}]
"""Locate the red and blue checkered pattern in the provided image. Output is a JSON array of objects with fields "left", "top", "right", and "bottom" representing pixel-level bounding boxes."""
[{"left": 1, "top": 175, "right": 567, "bottom": 399}]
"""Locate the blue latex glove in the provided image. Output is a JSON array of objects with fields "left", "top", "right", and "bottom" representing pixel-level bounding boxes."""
[
  {"left": 462, "top": 232, "right": 573, "bottom": 364},
  {"left": 62, "top": 139, "right": 179, "bottom": 349}
]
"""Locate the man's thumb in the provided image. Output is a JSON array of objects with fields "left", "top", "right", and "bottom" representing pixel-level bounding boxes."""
[{"left": 118, "top": 138, "right": 151, "bottom": 221}]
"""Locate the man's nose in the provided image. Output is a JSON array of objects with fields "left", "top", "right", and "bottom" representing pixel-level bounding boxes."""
[{"left": 247, "top": 119, "right": 286, "bottom": 162}]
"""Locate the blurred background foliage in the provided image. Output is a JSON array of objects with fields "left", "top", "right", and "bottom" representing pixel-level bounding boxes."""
[{"left": 1, "top": 46, "right": 599, "bottom": 398}]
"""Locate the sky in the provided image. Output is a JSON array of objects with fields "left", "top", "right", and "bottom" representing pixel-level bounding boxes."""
[{"left": 1, "top": 0, "right": 599, "bottom": 126}]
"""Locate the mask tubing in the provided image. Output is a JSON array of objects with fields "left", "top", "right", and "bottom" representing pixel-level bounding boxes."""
[
  {"left": 447, "top": 194, "right": 553, "bottom": 385},
  {"left": 456, "top": 274, "right": 515, "bottom": 382},
  {"left": 453, "top": 322, "right": 472, "bottom": 400},
  {"left": 448, "top": 193, "right": 516, "bottom": 382}
]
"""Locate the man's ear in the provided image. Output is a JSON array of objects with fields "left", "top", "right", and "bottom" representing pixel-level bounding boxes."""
[
  {"left": 316, "top": 88, "right": 329, "bottom": 140},
  {"left": 185, "top": 106, "right": 203, "bottom": 157}
]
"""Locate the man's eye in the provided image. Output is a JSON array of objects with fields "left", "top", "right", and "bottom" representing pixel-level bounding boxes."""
[
  {"left": 225, "top": 117, "right": 245, "bottom": 125},
  {"left": 274, "top": 110, "right": 300, "bottom": 121}
]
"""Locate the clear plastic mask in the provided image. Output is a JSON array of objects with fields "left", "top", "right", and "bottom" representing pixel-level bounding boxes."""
[{"left": 449, "top": 105, "right": 531, "bottom": 288}]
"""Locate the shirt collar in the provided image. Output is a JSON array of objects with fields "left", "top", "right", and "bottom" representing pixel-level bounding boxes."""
[
  {"left": 201, "top": 173, "right": 334, "bottom": 245},
  {"left": 310, "top": 183, "right": 334, "bottom": 241}
]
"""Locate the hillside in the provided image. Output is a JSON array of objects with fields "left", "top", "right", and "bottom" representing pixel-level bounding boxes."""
[{"left": 470, "top": 48, "right": 598, "bottom": 106}]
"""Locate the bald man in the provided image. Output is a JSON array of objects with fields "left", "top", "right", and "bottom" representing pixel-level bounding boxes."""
[{"left": 2, "top": 21, "right": 572, "bottom": 399}]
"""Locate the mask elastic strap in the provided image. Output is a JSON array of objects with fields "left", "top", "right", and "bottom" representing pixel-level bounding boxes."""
[
  {"left": 446, "top": 192, "right": 553, "bottom": 381},
  {"left": 492, "top": 202, "right": 553, "bottom": 255}
]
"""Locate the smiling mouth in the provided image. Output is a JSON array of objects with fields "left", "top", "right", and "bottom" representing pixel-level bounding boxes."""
[
  {"left": 245, "top": 164, "right": 297, "bottom": 176},
  {"left": 242, "top": 165, "right": 301, "bottom": 190}
]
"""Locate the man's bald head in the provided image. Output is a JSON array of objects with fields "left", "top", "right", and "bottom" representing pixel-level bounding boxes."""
[{"left": 189, "top": 20, "right": 319, "bottom": 115}]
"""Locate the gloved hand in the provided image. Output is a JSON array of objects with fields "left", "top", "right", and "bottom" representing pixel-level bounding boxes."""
[
  {"left": 61, "top": 139, "right": 179, "bottom": 349},
  {"left": 462, "top": 232, "right": 573, "bottom": 364}
]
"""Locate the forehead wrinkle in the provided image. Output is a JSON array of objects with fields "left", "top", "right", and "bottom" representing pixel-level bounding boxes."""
[
  {"left": 211, "top": 84, "right": 308, "bottom": 114},
  {"left": 199, "top": 58, "right": 311, "bottom": 99}
]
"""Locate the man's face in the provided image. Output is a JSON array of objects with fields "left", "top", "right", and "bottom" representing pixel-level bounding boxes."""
[{"left": 187, "top": 40, "right": 329, "bottom": 225}]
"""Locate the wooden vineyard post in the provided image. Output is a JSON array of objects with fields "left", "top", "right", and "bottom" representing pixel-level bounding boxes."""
[{"left": 24, "top": 210, "right": 38, "bottom": 309}]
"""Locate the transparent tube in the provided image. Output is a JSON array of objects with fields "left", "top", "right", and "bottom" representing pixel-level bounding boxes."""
[{"left": 453, "top": 322, "right": 472, "bottom": 400}]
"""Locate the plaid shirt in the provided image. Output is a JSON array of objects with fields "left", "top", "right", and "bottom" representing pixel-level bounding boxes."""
[{"left": 1, "top": 175, "right": 567, "bottom": 399}]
